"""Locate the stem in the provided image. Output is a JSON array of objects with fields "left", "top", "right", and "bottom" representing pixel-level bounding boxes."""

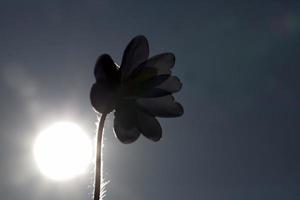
[{"left": 94, "top": 113, "right": 107, "bottom": 200}]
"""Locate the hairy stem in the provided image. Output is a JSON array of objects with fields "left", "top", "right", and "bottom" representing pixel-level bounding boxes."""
[{"left": 94, "top": 113, "right": 107, "bottom": 200}]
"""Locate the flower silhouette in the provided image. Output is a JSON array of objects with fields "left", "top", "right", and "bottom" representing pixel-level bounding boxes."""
[
  {"left": 90, "top": 35, "right": 183, "bottom": 143},
  {"left": 90, "top": 35, "right": 184, "bottom": 200}
]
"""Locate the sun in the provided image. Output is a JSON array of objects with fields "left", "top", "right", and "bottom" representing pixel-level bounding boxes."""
[{"left": 33, "top": 122, "right": 92, "bottom": 181}]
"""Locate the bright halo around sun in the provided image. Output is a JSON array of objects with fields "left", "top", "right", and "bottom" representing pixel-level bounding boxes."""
[{"left": 33, "top": 122, "right": 92, "bottom": 181}]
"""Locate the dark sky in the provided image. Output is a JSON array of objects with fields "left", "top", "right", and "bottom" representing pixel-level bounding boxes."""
[{"left": 1, "top": 0, "right": 300, "bottom": 200}]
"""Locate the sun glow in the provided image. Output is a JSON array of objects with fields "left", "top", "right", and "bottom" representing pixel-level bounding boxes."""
[{"left": 33, "top": 122, "right": 92, "bottom": 181}]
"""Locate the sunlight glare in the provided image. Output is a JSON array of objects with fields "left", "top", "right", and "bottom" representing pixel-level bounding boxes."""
[{"left": 33, "top": 122, "right": 92, "bottom": 181}]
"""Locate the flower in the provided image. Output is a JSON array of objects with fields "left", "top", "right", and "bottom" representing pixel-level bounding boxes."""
[{"left": 90, "top": 35, "right": 183, "bottom": 143}]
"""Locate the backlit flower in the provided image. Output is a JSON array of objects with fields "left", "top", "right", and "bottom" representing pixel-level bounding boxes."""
[{"left": 90, "top": 35, "right": 183, "bottom": 143}]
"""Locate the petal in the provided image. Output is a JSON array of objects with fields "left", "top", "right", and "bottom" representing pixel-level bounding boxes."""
[
  {"left": 140, "top": 88, "right": 170, "bottom": 98},
  {"left": 130, "top": 53, "right": 175, "bottom": 79},
  {"left": 90, "top": 83, "right": 117, "bottom": 113},
  {"left": 124, "top": 88, "right": 171, "bottom": 99},
  {"left": 94, "top": 54, "right": 119, "bottom": 83},
  {"left": 120, "top": 35, "right": 149, "bottom": 81},
  {"left": 157, "top": 76, "right": 182, "bottom": 93},
  {"left": 136, "top": 111, "right": 162, "bottom": 142},
  {"left": 114, "top": 120, "right": 140, "bottom": 144},
  {"left": 137, "top": 95, "right": 184, "bottom": 117},
  {"left": 124, "top": 74, "right": 170, "bottom": 97},
  {"left": 113, "top": 102, "right": 140, "bottom": 143},
  {"left": 128, "top": 67, "right": 158, "bottom": 83}
]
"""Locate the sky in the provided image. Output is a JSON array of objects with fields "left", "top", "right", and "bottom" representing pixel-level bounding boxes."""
[{"left": 0, "top": 0, "right": 300, "bottom": 200}]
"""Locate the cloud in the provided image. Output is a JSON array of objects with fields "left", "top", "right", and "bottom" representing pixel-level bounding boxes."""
[{"left": 2, "top": 62, "right": 42, "bottom": 119}]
